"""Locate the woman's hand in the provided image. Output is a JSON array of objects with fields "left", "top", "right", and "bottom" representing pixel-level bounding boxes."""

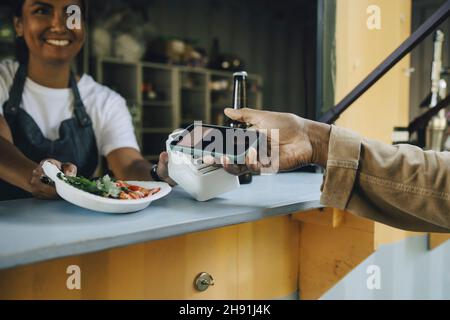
[
  {"left": 211, "top": 108, "right": 331, "bottom": 175},
  {"left": 156, "top": 152, "right": 177, "bottom": 186},
  {"left": 30, "top": 159, "right": 77, "bottom": 200}
]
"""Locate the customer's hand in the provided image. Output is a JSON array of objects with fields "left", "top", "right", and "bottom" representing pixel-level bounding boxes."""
[
  {"left": 30, "top": 159, "right": 77, "bottom": 200},
  {"left": 156, "top": 151, "right": 177, "bottom": 186},
  {"left": 212, "top": 108, "right": 331, "bottom": 175}
]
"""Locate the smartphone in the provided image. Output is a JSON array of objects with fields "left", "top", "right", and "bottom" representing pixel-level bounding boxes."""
[{"left": 169, "top": 124, "right": 259, "bottom": 164}]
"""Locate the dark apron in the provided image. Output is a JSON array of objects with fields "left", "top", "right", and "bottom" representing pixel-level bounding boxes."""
[{"left": 0, "top": 64, "right": 98, "bottom": 201}]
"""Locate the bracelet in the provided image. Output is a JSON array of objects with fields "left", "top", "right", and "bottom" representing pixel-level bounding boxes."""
[{"left": 150, "top": 164, "right": 163, "bottom": 182}]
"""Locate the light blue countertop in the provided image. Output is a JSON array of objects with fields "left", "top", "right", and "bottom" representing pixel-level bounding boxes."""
[{"left": 0, "top": 172, "right": 323, "bottom": 270}]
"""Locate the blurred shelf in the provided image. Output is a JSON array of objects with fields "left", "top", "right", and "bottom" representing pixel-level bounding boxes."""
[
  {"left": 96, "top": 57, "right": 263, "bottom": 149},
  {"left": 181, "top": 87, "right": 205, "bottom": 92},
  {"left": 181, "top": 118, "right": 203, "bottom": 124},
  {"left": 97, "top": 56, "right": 139, "bottom": 66},
  {"left": 141, "top": 61, "right": 173, "bottom": 71},
  {"left": 142, "top": 100, "right": 172, "bottom": 107}
]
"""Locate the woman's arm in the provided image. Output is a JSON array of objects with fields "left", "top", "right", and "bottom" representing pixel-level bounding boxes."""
[
  {"left": 106, "top": 147, "right": 152, "bottom": 181},
  {"left": 106, "top": 147, "right": 175, "bottom": 185},
  {"left": 0, "top": 115, "right": 35, "bottom": 192},
  {"left": 0, "top": 115, "right": 77, "bottom": 199}
]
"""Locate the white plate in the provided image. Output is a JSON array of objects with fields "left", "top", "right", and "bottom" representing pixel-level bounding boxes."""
[{"left": 42, "top": 161, "right": 171, "bottom": 213}]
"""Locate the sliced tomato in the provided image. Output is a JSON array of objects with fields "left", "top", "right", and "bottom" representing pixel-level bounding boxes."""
[{"left": 128, "top": 185, "right": 142, "bottom": 192}]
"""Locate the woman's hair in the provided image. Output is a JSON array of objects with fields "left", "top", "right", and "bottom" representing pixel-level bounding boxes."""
[
  {"left": 12, "top": 0, "right": 87, "bottom": 64},
  {"left": 12, "top": 0, "right": 27, "bottom": 64}
]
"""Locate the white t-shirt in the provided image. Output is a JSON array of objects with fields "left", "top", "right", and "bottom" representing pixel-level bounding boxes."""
[{"left": 0, "top": 59, "right": 140, "bottom": 157}]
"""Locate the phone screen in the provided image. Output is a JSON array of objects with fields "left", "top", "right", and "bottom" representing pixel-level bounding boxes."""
[{"left": 172, "top": 124, "right": 259, "bottom": 159}]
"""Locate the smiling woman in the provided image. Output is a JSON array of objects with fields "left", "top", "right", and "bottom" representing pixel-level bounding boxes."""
[
  {"left": 0, "top": 0, "right": 175, "bottom": 202},
  {"left": 13, "top": 0, "right": 87, "bottom": 67}
]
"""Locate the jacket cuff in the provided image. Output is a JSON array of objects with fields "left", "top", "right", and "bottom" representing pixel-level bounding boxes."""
[{"left": 320, "top": 125, "right": 362, "bottom": 210}]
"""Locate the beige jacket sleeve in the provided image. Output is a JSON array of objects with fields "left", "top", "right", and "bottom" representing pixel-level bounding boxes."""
[{"left": 320, "top": 125, "right": 450, "bottom": 233}]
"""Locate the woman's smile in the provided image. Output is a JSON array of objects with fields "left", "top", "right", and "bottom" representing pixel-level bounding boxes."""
[{"left": 44, "top": 39, "right": 71, "bottom": 47}]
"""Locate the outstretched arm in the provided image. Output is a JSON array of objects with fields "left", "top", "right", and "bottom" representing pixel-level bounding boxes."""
[
  {"left": 0, "top": 115, "right": 35, "bottom": 193},
  {"left": 321, "top": 125, "right": 450, "bottom": 232},
  {"left": 0, "top": 116, "right": 77, "bottom": 199},
  {"left": 222, "top": 108, "right": 450, "bottom": 232}
]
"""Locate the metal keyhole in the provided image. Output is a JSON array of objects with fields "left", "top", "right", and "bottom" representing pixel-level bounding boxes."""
[{"left": 194, "top": 272, "right": 215, "bottom": 292}]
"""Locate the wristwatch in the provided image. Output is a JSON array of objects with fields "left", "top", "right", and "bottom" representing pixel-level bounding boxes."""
[{"left": 150, "top": 164, "right": 163, "bottom": 182}]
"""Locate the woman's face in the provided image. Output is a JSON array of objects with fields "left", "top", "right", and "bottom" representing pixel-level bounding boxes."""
[{"left": 14, "top": 0, "right": 85, "bottom": 65}]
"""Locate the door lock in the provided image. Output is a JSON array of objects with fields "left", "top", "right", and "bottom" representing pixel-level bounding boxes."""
[{"left": 194, "top": 272, "right": 215, "bottom": 292}]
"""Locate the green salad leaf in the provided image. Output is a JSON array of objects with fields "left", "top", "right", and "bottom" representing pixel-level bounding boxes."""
[
  {"left": 95, "top": 175, "right": 122, "bottom": 198},
  {"left": 57, "top": 173, "right": 122, "bottom": 198}
]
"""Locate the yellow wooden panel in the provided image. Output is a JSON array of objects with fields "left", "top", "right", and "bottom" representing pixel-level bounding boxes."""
[
  {"left": 237, "top": 216, "right": 299, "bottom": 299},
  {"left": 107, "top": 242, "right": 147, "bottom": 299},
  {"left": 292, "top": 209, "right": 374, "bottom": 233},
  {"left": 332, "top": 209, "right": 346, "bottom": 228},
  {"left": 374, "top": 223, "right": 424, "bottom": 249},
  {"left": 0, "top": 256, "right": 82, "bottom": 300},
  {"left": 334, "top": 0, "right": 414, "bottom": 246},
  {"left": 141, "top": 235, "right": 196, "bottom": 299},
  {"left": 292, "top": 208, "right": 335, "bottom": 227},
  {"left": 298, "top": 221, "right": 374, "bottom": 300},
  {"left": 293, "top": 210, "right": 424, "bottom": 250},
  {"left": 94, "top": 226, "right": 240, "bottom": 300},
  {"left": 80, "top": 250, "right": 110, "bottom": 299},
  {"left": 180, "top": 226, "right": 239, "bottom": 300},
  {"left": 428, "top": 233, "right": 450, "bottom": 250},
  {"left": 0, "top": 216, "right": 298, "bottom": 299},
  {"left": 335, "top": 0, "right": 411, "bottom": 143}
]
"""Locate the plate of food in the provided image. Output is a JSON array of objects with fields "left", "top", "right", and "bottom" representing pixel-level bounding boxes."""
[{"left": 42, "top": 161, "right": 171, "bottom": 213}]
